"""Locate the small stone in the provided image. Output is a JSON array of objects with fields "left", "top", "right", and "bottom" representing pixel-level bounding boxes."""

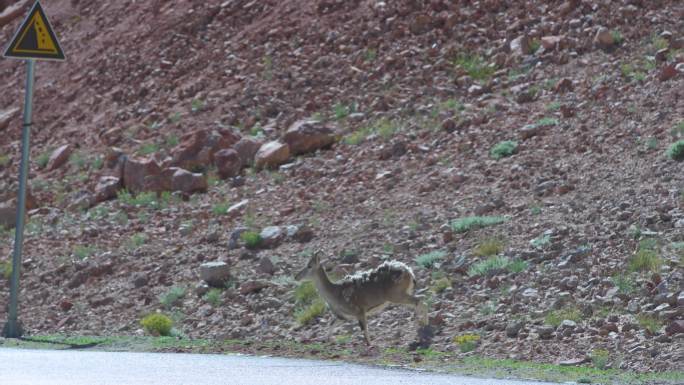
[
  {"left": 227, "top": 199, "right": 249, "bottom": 217},
  {"left": 59, "top": 300, "right": 73, "bottom": 312},
  {"left": 658, "top": 64, "right": 678, "bottom": 82},
  {"left": 199, "top": 261, "right": 231, "bottom": 288},
  {"left": 560, "top": 320, "right": 577, "bottom": 329},
  {"left": 0, "top": 108, "right": 20, "bottom": 131},
  {"left": 257, "top": 256, "right": 275, "bottom": 276},
  {"left": 47, "top": 145, "right": 74, "bottom": 171},
  {"left": 510, "top": 35, "right": 532, "bottom": 56},
  {"left": 260, "top": 226, "right": 283, "bottom": 248},
  {"left": 665, "top": 320, "right": 684, "bottom": 336},
  {"left": 132, "top": 273, "right": 148, "bottom": 288},
  {"left": 506, "top": 321, "right": 524, "bottom": 338},
  {"left": 594, "top": 27, "right": 614, "bottom": 49},
  {"left": 239, "top": 280, "right": 270, "bottom": 295},
  {"left": 537, "top": 326, "right": 555, "bottom": 339},
  {"left": 521, "top": 288, "right": 539, "bottom": 299}
]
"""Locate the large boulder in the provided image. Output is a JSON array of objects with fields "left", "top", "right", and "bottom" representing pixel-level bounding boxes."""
[
  {"left": 122, "top": 157, "right": 163, "bottom": 193},
  {"left": 282, "top": 119, "right": 336, "bottom": 155},
  {"left": 199, "top": 261, "right": 231, "bottom": 288},
  {"left": 47, "top": 144, "right": 73, "bottom": 171},
  {"left": 171, "top": 128, "right": 241, "bottom": 171},
  {"left": 254, "top": 141, "right": 290, "bottom": 170},
  {"left": 94, "top": 176, "right": 122, "bottom": 203},
  {"left": 214, "top": 149, "right": 242, "bottom": 179},
  {"left": 233, "top": 137, "right": 263, "bottom": 167},
  {"left": 170, "top": 167, "right": 208, "bottom": 194}
]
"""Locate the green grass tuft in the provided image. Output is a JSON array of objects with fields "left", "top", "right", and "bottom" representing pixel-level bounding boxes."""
[
  {"left": 545, "top": 307, "right": 581, "bottom": 328},
  {"left": 416, "top": 250, "right": 447, "bottom": 269},
  {"left": 454, "top": 54, "right": 496, "bottom": 81},
  {"left": 490, "top": 141, "right": 518, "bottom": 160},
  {"left": 590, "top": 349, "right": 610, "bottom": 370},
  {"left": 451, "top": 216, "right": 507, "bottom": 233},
  {"left": 629, "top": 249, "right": 662, "bottom": 273},
  {"left": 240, "top": 231, "right": 262, "bottom": 249},
  {"left": 473, "top": 238, "right": 504, "bottom": 257},
  {"left": 468, "top": 256, "right": 526, "bottom": 277},
  {"left": 637, "top": 314, "right": 662, "bottom": 334},
  {"left": 295, "top": 299, "right": 326, "bottom": 325},
  {"left": 159, "top": 286, "right": 186, "bottom": 309},
  {"left": 203, "top": 288, "right": 223, "bottom": 307},
  {"left": 667, "top": 140, "right": 684, "bottom": 161}
]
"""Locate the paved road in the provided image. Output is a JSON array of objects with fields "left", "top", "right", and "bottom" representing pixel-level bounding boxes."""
[{"left": 0, "top": 348, "right": 557, "bottom": 385}]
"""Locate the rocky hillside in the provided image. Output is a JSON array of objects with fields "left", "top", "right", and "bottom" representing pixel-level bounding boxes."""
[{"left": 1, "top": 0, "right": 683, "bottom": 373}]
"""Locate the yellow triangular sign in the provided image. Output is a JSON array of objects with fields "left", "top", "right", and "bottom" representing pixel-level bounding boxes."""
[{"left": 3, "top": 1, "right": 65, "bottom": 61}]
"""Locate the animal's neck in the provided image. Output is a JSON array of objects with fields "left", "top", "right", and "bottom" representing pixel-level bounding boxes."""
[{"left": 312, "top": 265, "right": 340, "bottom": 299}]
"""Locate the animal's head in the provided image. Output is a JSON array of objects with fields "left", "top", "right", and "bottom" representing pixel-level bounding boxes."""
[{"left": 295, "top": 251, "right": 321, "bottom": 281}]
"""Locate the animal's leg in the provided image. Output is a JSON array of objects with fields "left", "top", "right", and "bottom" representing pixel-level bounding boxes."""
[
  {"left": 392, "top": 294, "right": 428, "bottom": 325},
  {"left": 358, "top": 312, "right": 370, "bottom": 346}
]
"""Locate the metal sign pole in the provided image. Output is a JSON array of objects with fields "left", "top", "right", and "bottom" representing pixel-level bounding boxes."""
[{"left": 3, "top": 58, "right": 35, "bottom": 338}]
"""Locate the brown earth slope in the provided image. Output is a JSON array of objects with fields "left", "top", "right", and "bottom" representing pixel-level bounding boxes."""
[{"left": 0, "top": 0, "right": 683, "bottom": 373}]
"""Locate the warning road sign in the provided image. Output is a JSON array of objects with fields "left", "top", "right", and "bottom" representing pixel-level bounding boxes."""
[{"left": 3, "top": 1, "right": 65, "bottom": 61}]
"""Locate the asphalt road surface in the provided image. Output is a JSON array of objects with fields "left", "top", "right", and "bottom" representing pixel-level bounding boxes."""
[{"left": 0, "top": 348, "right": 559, "bottom": 385}]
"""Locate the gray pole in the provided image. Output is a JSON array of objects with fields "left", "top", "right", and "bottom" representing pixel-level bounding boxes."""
[{"left": 3, "top": 59, "right": 35, "bottom": 338}]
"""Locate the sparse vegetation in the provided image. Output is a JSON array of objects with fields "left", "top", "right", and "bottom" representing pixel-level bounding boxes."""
[
  {"left": 293, "top": 281, "right": 326, "bottom": 325},
  {"left": 159, "top": 286, "right": 186, "bottom": 309},
  {"left": 128, "top": 233, "right": 148, "bottom": 249},
  {"left": 35, "top": 149, "right": 51, "bottom": 169},
  {"left": 490, "top": 140, "right": 518, "bottom": 160},
  {"left": 0, "top": 260, "right": 12, "bottom": 280},
  {"left": 667, "top": 140, "right": 684, "bottom": 161},
  {"left": 72, "top": 245, "right": 95, "bottom": 260},
  {"left": 453, "top": 334, "right": 480, "bottom": 353},
  {"left": 590, "top": 349, "right": 610, "bottom": 370},
  {"left": 212, "top": 202, "right": 231, "bottom": 215},
  {"left": 629, "top": 249, "right": 662, "bottom": 273},
  {"left": 241, "top": 231, "right": 262, "bottom": 249},
  {"left": 473, "top": 238, "right": 504, "bottom": 257},
  {"left": 415, "top": 250, "right": 447, "bottom": 269},
  {"left": 140, "top": 313, "right": 173, "bottom": 336},
  {"left": 451, "top": 216, "right": 507, "bottom": 233},
  {"left": 545, "top": 307, "right": 581, "bottom": 328},
  {"left": 0, "top": 154, "right": 10, "bottom": 168},
  {"left": 431, "top": 276, "right": 451, "bottom": 293},
  {"left": 637, "top": 314, "right": 662, "bottom": 334},
  {"left": 468, "top": 256, "right": 526, "bottom": 277},
  {"left": 454, "top": 53, "right": 496, "bottom": 81},
  {"left": 611, "top": 273, "right": 635, "bottom": 295},
  {"left": 530, "top": 234, "right": 551, "bottom": 249},
  {"left": 137, "top": 142, "right": 160, "bottom": 156},
  {"left": 611, "top": 30, "right": 623, "bottom": 45},
  {"left": 203, "top": 288, "right": 223, "bottom": 307}
]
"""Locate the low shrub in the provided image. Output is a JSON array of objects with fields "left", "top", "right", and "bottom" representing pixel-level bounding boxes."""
[{"left": 140, "top": 313, "right": 173, "bottom": 336}]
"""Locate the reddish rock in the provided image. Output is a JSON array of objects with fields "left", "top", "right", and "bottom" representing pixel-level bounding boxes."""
[
  {"left": 170, "top": 168, "right": 207, "bottom": 194},
  {"left": 59, "top": 300, "right": 73, "bottom": 311},
  {"left": 122, "top": 157, "right": 162, "bottom": 193},
  {"left": 255, "top": 141, "right": 290, "bottom": 170},
  {"left": 239, "top": 280, "right": 270, "bottom": 295},
  {"left": 510, "top": 35, "right": 533, "bottom": 56},
  {"left": 658, "top": 64, "right": 678, "bottom": 82},
  {"left": 282, "top": 119, "right": 336, "bottom": 155},
  {"left": 47, "top": 144, "right": 73, "bottom": 171},
  {"left": 410, "top": 14, "right": 433, "bottom": 35},
  {"left": 541, "top": 35, "right": 564, "bottom": 50},
  {"left": 554, "top": 78, "right": 574, "bottom": 93},
  {"left": 234, "top": 137, "right": 263, "bottom": 166},
  {"left": 171, "top": 128, "right": 241, "bottom": 170},
  {"left": 214, "top": 148, "right": 242, "bottom": 179},
  {"left": 0, "top": 189, "right": 37, "bottom": 229},
  {"left": 594, "top": 27, "right": 614, "bottom": 49},
  {"left": 666, "top": 320, "right": 684, "bottom": 336},
  {"left": 0, "top": 107, "right": 20, "bottom": 131},
  {"left": 94, "top": 176, "right": 121, "bottom": 203}
]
